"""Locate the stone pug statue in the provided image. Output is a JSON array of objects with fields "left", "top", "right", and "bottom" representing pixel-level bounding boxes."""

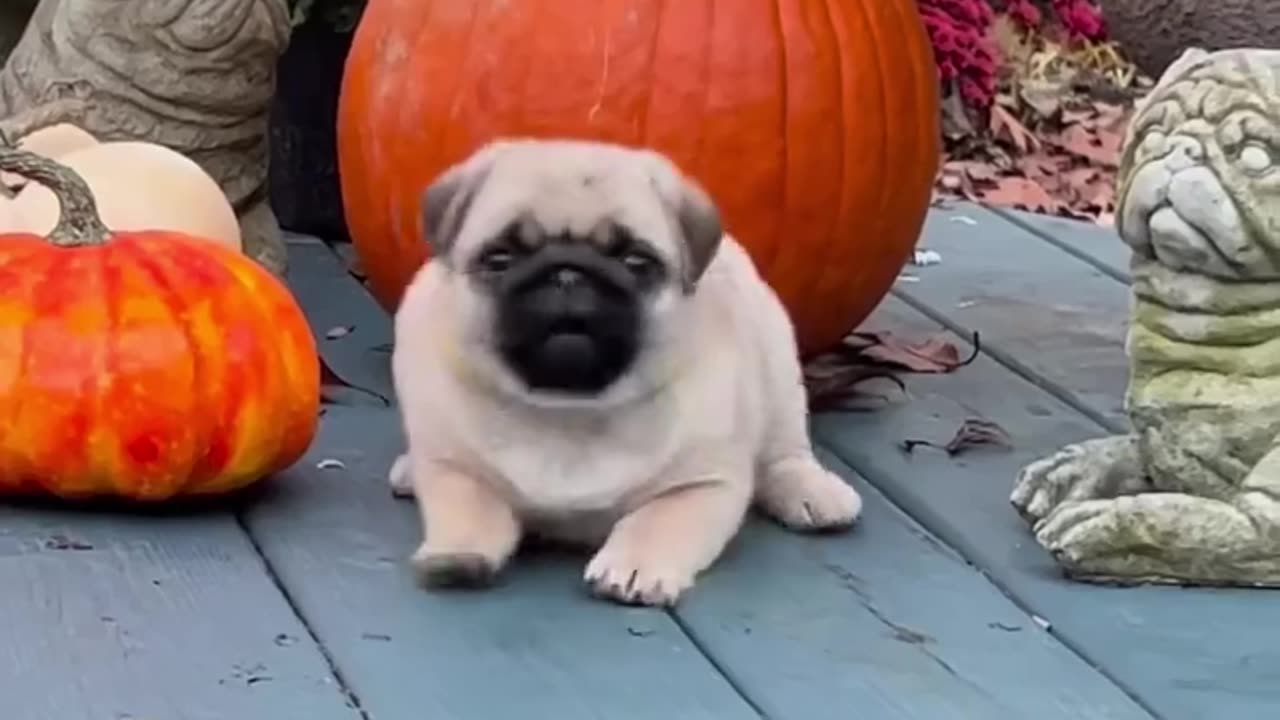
[
  {"left": 0, "top": 0, "right": 292, "bottom": 275},
  {"left": 1010, "top": 48, "right": 1280, "bottom": 587}
]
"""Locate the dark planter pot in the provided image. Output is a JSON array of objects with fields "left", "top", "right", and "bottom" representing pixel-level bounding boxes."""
[
  {"left": 267, "top": 16, "right": 356, "bottom": 243},
  {"left": 1099, "top": 0, "right": 1280, "bottom": 78},
  {"left": 0, "top": 0, "right": 37, "bottom": 64}
]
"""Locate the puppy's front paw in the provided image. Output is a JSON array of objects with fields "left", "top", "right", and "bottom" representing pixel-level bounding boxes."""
[
  {"left": 757, "top": 457, "right": 863, "bottom": 532},
  {"left": 584, "top": 539, "right": 695, "bottom": 607},
  {"left": 388, "top": 453, "right": 414, "bottom": 498},
  {"left": 411, "top": 545, "right": 501, "bottom": 589}
]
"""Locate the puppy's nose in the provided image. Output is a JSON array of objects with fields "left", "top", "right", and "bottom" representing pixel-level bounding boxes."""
[{"left": 552, "top": 267, "right": 584, "bottom": 289}]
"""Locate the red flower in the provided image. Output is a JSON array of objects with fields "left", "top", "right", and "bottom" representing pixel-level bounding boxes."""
[
  {"left": 919, "top": 0, "right": 999, "bottom": 108},
  {"left": 1002, "top": 0, "right": 1042, "bottom": 27},
  {"left": 1051, "top": 0, "right": 1107, "bottom": 39},
  {"left": 917, "top": 0, "right": 1107, "bottom": 110}
]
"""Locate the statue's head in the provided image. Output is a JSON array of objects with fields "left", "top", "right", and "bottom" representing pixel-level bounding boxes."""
[
  {"left": 1117, "top": 48, "right": 1280, "bottom": 281},
  {"left": 60, "top": 0, "right": 291, "bottom": 111}
]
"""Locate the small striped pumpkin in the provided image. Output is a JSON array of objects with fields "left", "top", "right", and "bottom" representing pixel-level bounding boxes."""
[{"left": 0, "top": 149, "right": 319, "bottom": 501}]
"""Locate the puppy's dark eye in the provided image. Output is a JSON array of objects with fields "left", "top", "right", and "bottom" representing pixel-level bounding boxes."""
[{"left": 478, "top": 249, "right": 515, "bottom": 273}]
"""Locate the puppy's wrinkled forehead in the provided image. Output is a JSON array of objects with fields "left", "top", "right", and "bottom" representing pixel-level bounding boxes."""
[
  {"left": 457, "top": 142, "right": 675, "bottom": 253},
  {"left": 423, "top": 139, "right": 724, "bottom": 289}
]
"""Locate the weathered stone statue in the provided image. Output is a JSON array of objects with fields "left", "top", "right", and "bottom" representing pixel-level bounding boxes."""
[
  {"left": 1010, "top": 48, "right": 1280, "bottom": 587},
  {"left": 0, "top": 0, "right": 292, "bottom": 275}
]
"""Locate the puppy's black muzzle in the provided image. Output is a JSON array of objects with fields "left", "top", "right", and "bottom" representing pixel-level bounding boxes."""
[{"left": 495, "top": 246, "right": 643, "bottom": 394}]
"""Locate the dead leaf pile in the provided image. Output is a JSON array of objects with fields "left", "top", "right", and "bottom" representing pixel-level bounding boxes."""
[{"left": 935, "top": 16, "right": 1154, "bottom": 225}]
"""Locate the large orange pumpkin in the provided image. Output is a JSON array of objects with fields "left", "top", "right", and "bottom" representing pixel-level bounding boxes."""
[
  {"left": 337, "top": 0, "right": 941, "bottom": 357},
  {"left": 0, "top": 149, "right": 320, "bottom": 502}
]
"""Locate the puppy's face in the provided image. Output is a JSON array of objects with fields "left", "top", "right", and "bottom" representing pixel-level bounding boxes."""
[{"left": 420, "top": 139, "right": 722, "bottom": 406}]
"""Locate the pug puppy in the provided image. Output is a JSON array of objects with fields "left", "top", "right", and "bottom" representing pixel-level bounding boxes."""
[{"left": 389, "top": 138, "right": 863, "bottom": 606}]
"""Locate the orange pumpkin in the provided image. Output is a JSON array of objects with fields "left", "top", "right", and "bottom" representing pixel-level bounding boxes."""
[
  {"left": 0, "top": 149, "right": 320, "bottom": 502},
  {"left": 337, "top": 0, "right": 940, "bottom": 356}
]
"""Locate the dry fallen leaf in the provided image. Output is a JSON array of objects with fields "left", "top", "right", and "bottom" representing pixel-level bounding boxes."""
[
  {"left": 941, "top": 91, "right": 978, "bottom": 141},
  {"left": 944, "top": 419, "right": 1014, "bottom": 453},
  {"left": 1061, "top": 108, "right": 1094, "bottom": 124},
  {"left": 1091, "top": 101, "right": 1128, "bottom": 129},
  {"left": 803, "top": 331, "right": 979, "bottom": 411},
  {"left": 901, "top": 418, "right": 1014, "bottom": 457},
  {"left": 937, "top": 159, "right": 1006, "bottom": 203},
  {"left": 850, "top": 331, "right": 979, "bottom": 371},
  {"left": 937, "top": 166, "right": 974, "bottom": 196},
  {"left": 990, "top": 103, "right": 1039, "bottom": 154},
  {"left": 808, "top": 366, "right": 911, "bottom": 412},
  {"left": 1017, "top": 79, "right": 1064, "bottom": 119},
  {"left": 979, "top": 176, "right": 1063, "bottom": 214},
  {"left": 1049, "top": 123, "right": 1122, "bottom": 168},
  {"left": 948, "top": 161, "right": 1000, "bottom": 183},
  {"left": 853, "top": 331, "right": 978, "bottom": 373}
]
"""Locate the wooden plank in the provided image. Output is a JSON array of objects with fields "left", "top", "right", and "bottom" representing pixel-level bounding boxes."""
[
  {"left": 901, "top": 202, "right": 1130, "bottom": 431},
  {"left": 0, "top": 507, "right": 360, "bottom": 720},
  {"left": 675, "top": 448, "right": 1152, "bottom": 720},
  {"left": 242, "top": 405, "right": 761, "bottom": 720},
  {"left": 812, "top": 296, "right": 1280, "bottom": 720},
  {"left": 285, "top": 236, "right": 396, "bottom": 406},
  {"left": 986, "top": 205, "right": 1131, "bottom": 281}
]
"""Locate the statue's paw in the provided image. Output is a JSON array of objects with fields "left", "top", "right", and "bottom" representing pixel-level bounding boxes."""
[
  {"left": 1011, "top": 436, "right": 1140, "bottom": 525},
  {"left": 1034, "top": 498, "right": 1128, "bottom": 568},
  {"left": 1011, "top": 450, "right": 1080, "bottom": 524},
  {"left": 1011, "top": 441, "right": 1104, "bottom": 523},
  {"left": 1035, "top": 492, "right": 1280, "bottom": 585}
]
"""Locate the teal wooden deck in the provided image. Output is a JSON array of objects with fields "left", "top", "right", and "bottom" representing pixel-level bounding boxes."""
[{"left": 4, "top": 202, "right": 1274, "bottom": 720}]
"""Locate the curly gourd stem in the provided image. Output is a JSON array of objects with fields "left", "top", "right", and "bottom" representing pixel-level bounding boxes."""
[
  {"left": 0, "top": 99, "right": 91, "bottom": 148},
  {"left": 0, "top": 146, "right": 110, "bottom": 247},
  {"left": 0, "top": 99, "right": 94, "bottom": 201}
]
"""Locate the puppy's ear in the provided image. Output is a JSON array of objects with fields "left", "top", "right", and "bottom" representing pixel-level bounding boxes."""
[
  {"left": 643, "top": 152, "right": 723, "bottom": 291},
  {"left": 421, "top": 144, "right": 505, "bottom": 259},
  {"left": 672, "top": 178, "right": 723, "bottom": 290}
]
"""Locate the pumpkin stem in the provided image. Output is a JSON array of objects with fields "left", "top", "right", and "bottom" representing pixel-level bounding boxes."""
[{"left": 0, "top": 147, "right": 110, "bottom": 247}]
